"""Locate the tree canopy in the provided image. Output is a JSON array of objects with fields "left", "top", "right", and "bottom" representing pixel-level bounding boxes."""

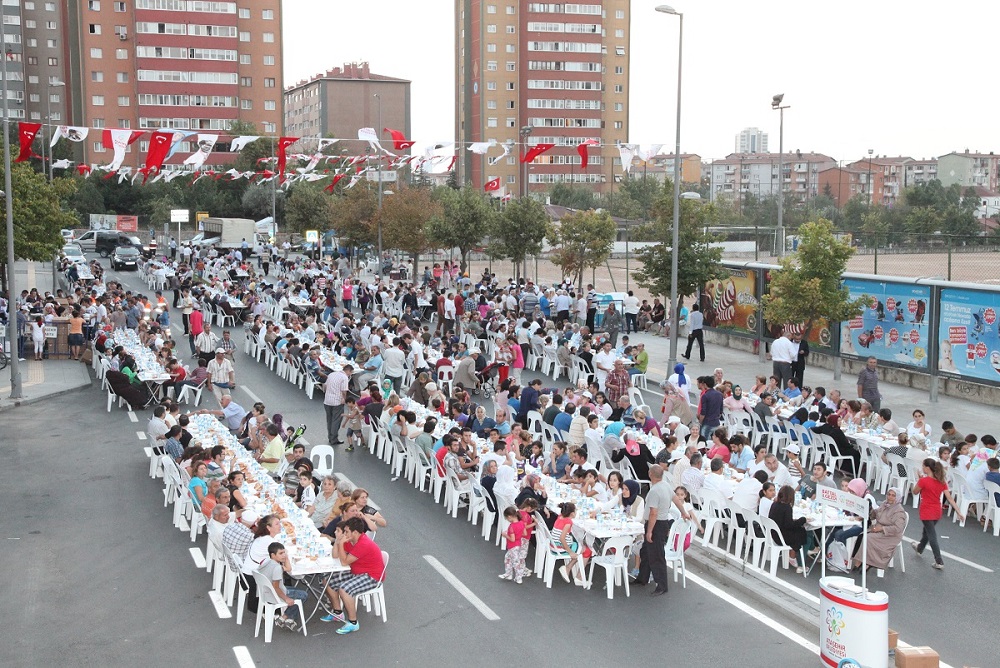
[
  {"left": 547, "top": 209, "right": 616, "bottom": 290},
  {"left": 425, "top": 186, "right": 496, "bottom": 272},
  {"left": 487, "top": 196, "right": 550, "bottom": 279}
]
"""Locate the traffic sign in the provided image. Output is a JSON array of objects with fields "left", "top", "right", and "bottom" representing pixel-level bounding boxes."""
[
  {"left": 170, "top": 209, "right": 189, "bottom": 223},
  {"left": 305, "top": 230, "right": 319, "bottom": 243}
]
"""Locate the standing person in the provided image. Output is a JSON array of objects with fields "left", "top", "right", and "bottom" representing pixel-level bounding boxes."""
[
  {"left": 623, "top": 290, "right": 640, "bottom": 334},
  {"left": 634, "top": 465, "right": 677, "bottom": 597},
  {"left": 696, "top": 376, "right": 724, "bottom": 441},
  {"left": 585, "top": 284, "right": 597, "bottom": 332},
  {"left": 770, "top": 327, "right": 796, "bottom": 390},
  {"left": 603, "top": 303, "right": 623, "bottom": 348},
  {"left": 856, "top": 356, "right": 882, "bottom": 413},
  {"left": 499, "top": 507, "right": 528, "bottom": 584},
  {"left": 912, "top": 458, "right": 963, "bottom": 570},
  {"left": 791, "top": 333, "right": 809, "bottom": 387},
  {"left": 682, "top": 304, "right": 705, "bottom": 362},
  {"left": 324, "top": 364, "right": 352, "bottom": 446},
  {"left": 30, "top": 316, "right": 45, "bottom": 361},
  {"left": 180, "top": 288, "right": 194, "bottom": 336},
  {"left": 188, "top": 302, "right": 204, "bottom": 357}
]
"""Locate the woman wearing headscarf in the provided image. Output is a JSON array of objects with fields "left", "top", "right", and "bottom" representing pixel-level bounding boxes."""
[
  {"left": 723, "top": 385, "right": 753, "bottom": 413},
  {"left": 826, "top": 477, "right": 878, "bottom": 549},
  {"left": 854, "top": 487, "right": 907, "bottom": 571},
  {"left": 494, "top": 464, "right": 521, "bottom": 507},
  {"left": 610, "top": 433, "right": 655, "bottom": 481},
  {"left": 660, "top": 362, "right": 694, "bottom": 426},
  {"left": 515, "top": 473, "right": 554, "bottom": 528}
]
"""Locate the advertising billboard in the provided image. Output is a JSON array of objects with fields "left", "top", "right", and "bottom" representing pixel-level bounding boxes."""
[
  {"left": 841, "top": 278, "right": 930, "bottom": 368},
  {"left": 700, "top": 269, "right": 759, "bottom": 336},
  {"left": 937, "top": 288, "right": 1000, "bottom": 382}
]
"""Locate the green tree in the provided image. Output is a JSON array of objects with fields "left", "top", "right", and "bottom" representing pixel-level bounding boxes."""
[
  {"left": 549, "top": 182, "right": 596, "bottom": 210},
  {"left": 488, "top": 196, "right": 550, "bottom": 279},
  {"left": 329, "top": 185, "right": 377, "bottom": 252},
  {"left": 241, "top": 182, "right": 284, "bottom": 225},
  {"left": 0, "top": 163, "right": 78, "bottom": 290},
  {"left": 377, "top": 187, "right": 440, "bottom": 275},
  {"left": 547, "top": 209, "right": 616, "bottom": 290},
  {"left": 445, "top": 170, "right": 459, "bottom": 190},
  {"left": 285, "top": 184, "right": 332, "bottom": 234},
  {"left": 762, "top": 219, "right": 866, "bottom": 339},
  {"left": 904, "top": 206, "right": 941, "bottom": 235},
  {"left": 425, "top": 185, "right": 496, "bottom": 272},
  {"left": 66, "top": 177, "right": 106, "bottom": 224},
  {"left": 633, "top": 196, "right": 728, "bottom": 309},
  {"left": 612, "top": 173, "right": 663, "bottom": 221}
]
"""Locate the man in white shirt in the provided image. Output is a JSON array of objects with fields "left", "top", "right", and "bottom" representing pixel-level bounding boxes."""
[
  {"left": 732, "top": 470, "right": 769, "bottom": 511},
  {"left": 592, "top": 341, "right": 616, "bottom": 390},
  {"left": 575, "top": 295, "right": 588, "bottom": 326},
  {"left": 147, "top": 405, "right": 170, "bottom": 453},
  {"left": 381, "top": 338, "right": 407, "bottom": 394},
  {"left": 443, "top": 294, "right": 457, "bottom": 335},
  {"left": 206, "top": 348, "right": 236, "bottom": 402},
  {"left": 771, "top": 329, "right": 797, "bottom": 389},
  {"left": 764, "top": 453, "right": 794, "bottom": 488},
  {"left": 680, "top": 452, "right": 705, "bottom": 494},
  {"left": 702, "top": 457, "right": 734, "bottom": 499},
  {"left": 622, "top": 290, "right": 640, "bottom": 334}
]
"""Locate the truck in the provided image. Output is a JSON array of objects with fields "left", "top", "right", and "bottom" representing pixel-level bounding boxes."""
[{"left": 199, "top": 217, "right": 275, "bottom": 250}]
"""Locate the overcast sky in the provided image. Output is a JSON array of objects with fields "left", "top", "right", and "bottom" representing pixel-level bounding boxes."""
[{"left": 283, "top": 0, "right": 995, "bottom": 165}]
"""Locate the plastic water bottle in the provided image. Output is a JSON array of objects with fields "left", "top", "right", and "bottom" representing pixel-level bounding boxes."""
[{"left": 795, "top": 490, "right": 802, "bottom": 505}]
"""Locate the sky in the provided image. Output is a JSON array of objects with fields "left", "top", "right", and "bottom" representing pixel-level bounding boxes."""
[{"left": 283, "top": 0, "right": 999, "bottom": 165}]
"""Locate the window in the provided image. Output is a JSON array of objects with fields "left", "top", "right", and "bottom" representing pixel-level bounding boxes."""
[
  {"left": 487, "top": 100, "right": 496, "bottom": 109},
  {"left": 47, "top": 39, "right": 57, "bottom": 47},
  {"left": 262, "top": 32, "right": 274, "bottom": 42},
  {"left": 614, "top": 65, "right": 623, "bottom": 74},
  {"left": 118, "top": 95, "right": 130, "bottom": 106},
  {"left": 506, "top": 118, "right": 516, "bottom": 128},
  {"left": 506, "top": 44, "right": 516, "bottom": 53},
  {"left": 25, "top": 19, "right": 35, "bottom": 28},
  {"left": 240, "top": 76, "right": 251, "bottom": 86},
  {"left": 3, "top": 15, "right": 18, "bottom": 25},
  {"left": 487, "top": 43, "right": 496, "bottom": 52},
  {"left": 28, "top": 75, "right": 38, "bottom": 84},
  {"left": 241, "top": 99, "right": 251, "bottom": 109},
  {"left": 26, "top": 56, "right": 37, "bottom": 65},
  {"left": 92, "top": 118, "right": 104, "bottom": 128},
  {"left": 615, "top": 29, "right": 623, "bottom": 37},
  {"left": 487, "top": 24, "right": 496, "bottom": 33},
  {"left": 29, "top": 111, "right": 40, "bottom": 120},
  {"left": 24, "top": 1, "right": 35, "bottom": 8},
  {"left": 262, "top": 8, "right": 273, "bottom": 18},
  {"left": 239, "top": 31, "right": 250, "bottom": 41},
  {"left": 615, "top": 46, "right": 625, "bottom": 56},
  {"left": 47, "top": 57, "right": 57, "bottom": 66},
  {"left": 92, "top": 95, "right": 105, "bottom": 106},
  {"left": 486, "top": 60, "right": 497, "bottom": 71},
  {"left": 118, "top": 119, "right": 130, "bottom": 128},
  {"left": 89, "top": 24, "right": 101, "bottom": 34},
  {"left": 117, "top": 72, "right": 129, "bottom": 82},
  {"left": 614, "top": 121, "right": 622, "bottom": 129},
  {"left": 45, "top": 2, "right": 56, "bottom": 9},
  {"left": 487, "top": 117, "right": 497, "bottom": 128},
  {"left": 506, "top": 61, "right": 515, "bottom": 71},
  {"left": 90, "top": 47, "right": 103, "bottom": 58},
  {"left": 26, "top": 39, "right": 36, "bottom": 47},
  {"left": 29, "top": 93, "right": 39, "bottom": 102},
  {"left": 506, "top": 25, "right": 515, "bottom": 33},
  {"left": 240, "top": 54, "right": 250, "bottom": 64},
  {"left": 487, "top": 81, "right": 496, "bottom": 90},
  {"left": 51, "top": 112, "right": 60, "bottom": 121},
  {"left": 263, "top": 122, "right": 275, "bottom": 132},
  {"left": 507, "top": 100, "right": 515, "bottom": 109},
  {"left": 615, "top": 9, "right": 624, "bottom": 18},
  {"left": 614, "top": 84, "right": 623, "bottom": 93},
  {"left": 614, "top": 102, "right": 622, "bottom": 111},
  {"left": 263, "top": 77, "right": 275, "bottom": 87},
  {"left": 93, "top": 141, "right": 105, "bottom": 153},
  {"left": 264, "top": 100, "right": 275, "bottom": 110},
  {"left": 46, "top": 21, "right": 57, "bottom": 29},
  {"left": 507, "top": 175, "right": 516, "bottom": 183},
  {"left": 486, "top": 4, "right": 496, "bottom": 12},
  {"left": 239, "top": 7, "right": 249, "bottom": 18},
  {"left": 114, "top": 1, "right": 126, "bottom": 10},
  {"left": 506, "top": 82, "right": 515, "bottom": 90},
  {"left": 263, "top": 55, "right": 274, "bottom": 65},
  {"left": 116, "top": 48, "right": 128, "bottom": 59},
  {"left": 88, "top": 0, "right": 101, "bottom": 7},
  {"left": 506, "top": 5, "right": 515, "bottom": 13},
  {"left": 47, "top": 75, "right": 60, "bottom": 85}
]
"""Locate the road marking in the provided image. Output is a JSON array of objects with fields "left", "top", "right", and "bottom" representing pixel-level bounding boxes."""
[
  {"left": 127, "top": 411, "right": 138, "bottom": 423},
  {"left": 901, "top": 536, "right": 993, "bottom": 572},
  {"left": 423, "top": 555, "right": 500, "bottom": 621},
  {"left": 209, "top": 590, "right": 232, "bottom": 619},
  {"left": 137, "top": 431, "right": 147, "bottom": 440},
  {"left": 189, "top": 547, "right": 206, "bottom": 569},
  {"left": 680, "top": 567, "right": 820, "bottom": 655},
  {"left": 143, "top": 446, "right": 152, "bottom": 458},
  {"left": 241, "top": 386, "right": 262, "bottom": 403},
  {"left": 233, "top": 646, "right": 256, "bottom": 668}
]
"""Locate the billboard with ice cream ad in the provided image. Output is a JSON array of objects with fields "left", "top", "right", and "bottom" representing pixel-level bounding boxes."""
[
  {"left": 937, "top": 288, "right": 1000, "bottom": 382},
  {"left": 840, "top": 278, "right": 930, "bottom": 369}
]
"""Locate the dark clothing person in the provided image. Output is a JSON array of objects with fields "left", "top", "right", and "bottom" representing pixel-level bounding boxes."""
[{"left": 768, "top": 500, "right": 808, "bottom": 552}]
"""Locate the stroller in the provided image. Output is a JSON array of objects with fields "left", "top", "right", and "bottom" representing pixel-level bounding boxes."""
[{"left": 475, "top": 362, "right": 501, "bottom": 399}]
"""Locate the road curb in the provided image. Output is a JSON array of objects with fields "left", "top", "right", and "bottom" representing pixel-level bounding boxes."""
[{"left": 0, "top": 376, "right": 95, "bottom": 412}]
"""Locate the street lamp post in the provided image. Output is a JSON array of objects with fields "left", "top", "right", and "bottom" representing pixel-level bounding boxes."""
[
  {"left": 656, "top": 5, "right": 683, "bottom": 368},
  {"left": 46, "top": 80, "right": 64, "bottom": 182},
  {"left": 771, "top": 94, "right": 789, "bottom": 257},
  {"left": 867, "top": 148, "right": 874, "bottom": 208},
  {"left": 519, "top": 125, "right": 532, "bottom": 199},
  {"left": 373, "top": 93, "right": 383, "bottom": 269},
  {"left": 3, "top": 47, "right": 22, "bottom": 398}
]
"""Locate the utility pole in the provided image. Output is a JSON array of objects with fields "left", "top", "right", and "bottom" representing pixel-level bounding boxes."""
[{"left": 3, "top": 47, "right": 22, "bottom": 398}]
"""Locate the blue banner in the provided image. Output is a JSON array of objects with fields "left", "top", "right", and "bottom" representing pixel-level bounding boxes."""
[
  {"left": 937, "top": 288, "right": 1000, "bottom": 382},
  {"left": 840, "top": 278, "right": 930, "bottom": 368}
]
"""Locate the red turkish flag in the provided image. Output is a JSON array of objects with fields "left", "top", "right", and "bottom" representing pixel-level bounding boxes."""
[
  {"left": 15, "top": 122, "right": 42, "bottom": 162},
  {"left": 577, "top": 139, "right": 600, "bottom": 170},
  {"left": 276, "top": 136, "right": 299, "bottom": 182},
  {"left": 484, "top": 177, "right": 501, "bottom": 192},
  {"left": 325, "top": 173, "right": 347, "bottom": 193},
  {"left": 520, "top": 143, "right": 555, "bottom": 163},
  {"left": 76, "top": 164, "right": 92, "bottom": 177},
  {"left": 143, "top": 131, "right": 174, "bottom": 177},
  {"left": 383, "top": 128, "right": 414, "bottom": 151}
]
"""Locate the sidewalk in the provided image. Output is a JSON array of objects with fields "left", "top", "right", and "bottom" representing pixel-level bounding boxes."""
[
  {"left": 0, "top": 359, "right": 93, "bottom": 412},
  {"left": 625, "top": 328, "right": 992, "bottom": 437}
]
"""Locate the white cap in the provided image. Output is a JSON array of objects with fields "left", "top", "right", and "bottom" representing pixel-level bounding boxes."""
[
  {"left": 786, "top": 444, "right": 801, "bottom": 454},
  {"left": 668, "top": 449, "right": 685, "bottom": 463},
  {"left": 666, "top": 415, "right": 681, "bottom": 424},
  {"left": 242, "top": 509, "right": 260, "bottom": 524}
]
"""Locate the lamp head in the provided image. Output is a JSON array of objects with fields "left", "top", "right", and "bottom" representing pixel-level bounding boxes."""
[
  {"left": 655, "top": 5, "right": 679, "bottom": 15},
  {"left": 771, "top": 94, "right": 784, "bottom": 109}
]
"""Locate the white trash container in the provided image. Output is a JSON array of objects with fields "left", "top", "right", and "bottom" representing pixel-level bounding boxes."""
[{"left": 819, "top": 576, "right": 888, "bottom": 668}]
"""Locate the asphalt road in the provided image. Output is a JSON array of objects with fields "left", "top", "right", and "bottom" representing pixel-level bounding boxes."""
[{"left": 10, "top": 254, "right": 992, "bottom": 667}]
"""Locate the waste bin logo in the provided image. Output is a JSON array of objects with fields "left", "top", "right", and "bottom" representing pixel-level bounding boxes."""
[{"left": 826, "top": 606, "right": 846, "bottom": 636}]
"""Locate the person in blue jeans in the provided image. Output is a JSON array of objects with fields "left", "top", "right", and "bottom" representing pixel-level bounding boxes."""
[{"left": 259, "top": 542, "right": 308, "bottom": 632}]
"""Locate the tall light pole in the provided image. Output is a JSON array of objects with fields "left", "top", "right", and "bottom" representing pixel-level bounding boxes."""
[
  {"left": 373, "top": 93, "right": 383, "bottom": 268},
  {"left": 867, "top": 148, "right": 874, "bottom": 208},
  {"left": 771, "top": 93, "right": 788, "bottom": 257},
  {"left": 656, "top": 5, "right": 683, "bottom": 368},
  {"left": 3, "top": 47, "right": 22, "bottom": 398},
  {"left": 46, "top": 80, "right": 64, "bottom": 182},
  {"left": 519, "top": 125, "right": 532, "bottom": 199}
]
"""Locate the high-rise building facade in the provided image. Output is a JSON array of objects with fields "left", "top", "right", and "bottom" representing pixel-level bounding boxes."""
[
  {"left": 61, "top": 0, "right": 283, "bottom": 169},
  {"left": 455, "top": 0, "right": 630, "bottom": 196},
  {"left": 284, "top": 62, "right": 410, "bottom": 146},
  {"left": 736, "top": 126, "right": 768, "bottom": 154}
]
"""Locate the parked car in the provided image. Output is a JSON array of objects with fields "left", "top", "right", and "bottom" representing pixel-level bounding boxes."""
[
  {"left": 60, "top": 228, "right": 75, "bottom": 242},
  {"left": 111, "top": 246, "right": 141, "bottom": 270},
  {"left": 61, "top": 244, "right": 87, "bottom": 264}
]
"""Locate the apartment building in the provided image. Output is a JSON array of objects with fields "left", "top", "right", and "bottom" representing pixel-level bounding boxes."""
[
  {"left": 284, "top": 62, "right": 410, "bottom": 151},
  {"left": 709, "top": 152, "right": 836, "bottom": 203},
  {"left": 937, "top": 150, "right": 1000, "bottom": 192},
  {"left": 845, "top": 156, "right": 911, "bottom": 207},
  {"left": 632, "top": 153, "right": 701, "bottom": 185},
  {"left": 63, "top": 0, "right": 283, "bottom": 169},
  {"left": 735, "top": 126, "right": 767, "bottom": 154},
  {"left": 455, "top": 0, "right": 631, "bottom": 196},
  {"left": 903, "top": 158, "right": 937, "bottom": 187}
]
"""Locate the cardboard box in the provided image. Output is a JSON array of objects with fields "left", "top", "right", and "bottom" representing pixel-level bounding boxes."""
[
  {"left": 895, "top": 646, "right": 939, "bottom": 668},
  {"left": 888, "top": 629, "right": 899, "bottom": 651}
]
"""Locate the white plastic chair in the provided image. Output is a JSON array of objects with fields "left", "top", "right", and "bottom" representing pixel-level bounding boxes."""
[
  {"left": 950, "top": 471, "right": 986, "bottom": 527},
  {"left": 444, "top": 469, "right": 471, "bottom": 518},
  {"left": 437, "top": 366, "right": 455, "bottom": 396},
  {"left": 586, "top": 534, "right": 633, "bottom": 599},
  {"left": 756, "top": 515, "right": 794, "bottom": 577},
  {"left": 876, "top": 513, "right": 910, "bottom": 578},
  {"left": 664, "top": 519, "right": 693, "bottom": 587},
  {"left": 983, "top": 482, "right": 1000, "bottom": 537},
  {"left": 252, "top": 571, "right": 307, "bottom": 642},
  {"left": 356, "top": 551, "right": 389, "bottom": 623},
  {"left": 539, "top": 522, "right": 579, "bottom": 588},
  {"left": 309, "top": 445, "right": 336, "bottom": 477},
  {"left": 176, "top": 379, "right": 206, "bottom": 406},
  {"left": 627, "top": 387, "right": 644, "bottom": 410}
]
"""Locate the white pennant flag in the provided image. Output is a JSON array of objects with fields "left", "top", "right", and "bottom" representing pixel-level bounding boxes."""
[
  {"left": 317, "top": 137, "right": 338, "bottom": 152},
  {"left": 468, "top": 140, "right": 496, "bottom": 154},
  {"left": 163, "top": 171, "right": 185, "bottom": 182},
  {"left": 358, "top": 127, "right": 386, "bottom": 153},
  {"left": 50, "top": 125, "right": 89, "bottom": 147},
  {"left": 345, "top": 174, "right": 363, "bottom": 189},
  {"left": 489, "top": 141, "right": 513, "bottom": 166},
  {"left": 102, "top": 129, "right": 140, "bottom": 172},
  {"left": 637, "top": 144, "right": 664, "bottom": 163},
  {"left": 183, "top": 134, "right": 218, "bottom": 170},
  {"left": 51, "top": 158, "right": 73, "bottom": 170},
  {"left": 618, "top": 143, "right": 639, "bottom": 174},
  {"left": 229, "top": 135, "right": 260, "bottom": 152}
]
